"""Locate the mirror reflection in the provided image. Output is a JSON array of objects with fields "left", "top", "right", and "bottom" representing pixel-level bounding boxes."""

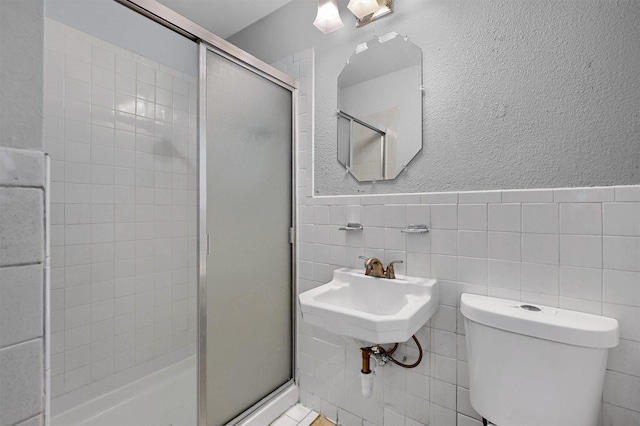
[{"left": 337, "top": 33, "right": 422, "bottom": 182}]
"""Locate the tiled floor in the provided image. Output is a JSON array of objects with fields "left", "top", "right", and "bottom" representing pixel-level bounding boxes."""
[{"left": 270, "top": 404, "right": 320, "bottom": 426}]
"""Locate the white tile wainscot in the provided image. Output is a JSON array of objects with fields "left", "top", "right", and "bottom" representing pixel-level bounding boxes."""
[{"left": 296, "top": 185, "right": 640, "bottom": 426}]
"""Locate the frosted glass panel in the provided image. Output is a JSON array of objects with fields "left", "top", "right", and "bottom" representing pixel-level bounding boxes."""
[{"left": 205, "top": 50, "right": 292, "bottom": 425}]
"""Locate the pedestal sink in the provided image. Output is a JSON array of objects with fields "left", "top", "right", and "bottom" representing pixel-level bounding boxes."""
[{"left": 299, "top": 268, "right": 438, "bottom": 344}]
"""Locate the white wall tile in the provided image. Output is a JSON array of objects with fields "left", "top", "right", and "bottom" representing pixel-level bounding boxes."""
[
  {"left": 422, "top": 192, "right": 457, "bottom": 204},
  {"left": 385, "top": 228, "right": 407, "bottom": 251},
  {"left": 522, "top": 233, "right": 559, "bottom": 264},
  {"left": 329, "top": 205, "right": 346, "bottom": 226},
  {"left": 0, "top": 265, "right": 43, "bottom": 348},
  {"left": 406, "top": 204, "right": 430, "bottom": 226},
  {"left": 459, "top": 191, "right": 501, "bottom": 204},
  {"left": 501, "top": 189, "right": 553, "bottom": 203},
  {"left": 521, "top": 262, "right": 558, "bottom": 295},
  {"left": 458, "top": 204, "right": 487, "bottom": 231},
  {"left": 521, "top": 291, "right": 558, "bottom": 307},
  {"left": 406, "top": 232, "right": 430, "bottom": 254},
  {"left": 488, "top": 231, "right": 520, "bottom": 261},
  {"left": 431, "top": 230, "right": 457, "bottom": 255},
  {"left": 615, "top": 186, "right": 640, "bottom": 202},
  {"left": 560, "top": 203, "right": 602, "bottom": 235},
  {"left": 406, "top": 251, "right": 430, "bottom": 278},
  {"left": 559, "top": 296, "right": 602, "bottom": 314},
  {"left": 603, "top": 236, "right": 640, "bottom": 272},
  {"left": 603, "top": 203, "right": 640, "bottom": 236},
  {"left": 607, "top": 339, "right": 640, "bottom": 377},
  {"left": 603, "top": 371, "right": 640, "bottom": 412},
  {"left": 603, "top": 269, "right": 640, "bottom": 306},
  {"left": 363, "top": 205, "right": 384, "bottom": 227},
  {"left": 458, "top": 257, "right": 488, "bottom": 286},
  {"left": 488, "top": 203, "right": 521, "bottom": 232},
  {"left": 0, "top": 341, "right": 43, "bottom": 425},
  {"left": 554, "top": 187, "right": 615, "bottom": 203},
  {"left": 603, "top": 303, "right": 640, "bottom": 342},
  {"left": 458, "top": 231, "right": 487, "bottom": 258},
  {"left": 488, "top": 259, "right": 521, "bottom": 289},
  {"left": 363, "top": 227, "right": 384, "bottom": 249},
  {"left": 488, "top": 287, "right": 521, "bottom": 300},
  {"left": 559, "top": 266, "right": 602, "bottom": 301},
  {"left": 458, "top": 413, "right": 483, "bottom": 426},
  {"left": 431, "top": 204, "right": 458, "bottom": 230},
  {"left": 456, "top": 386, "right": 480, "bottom": 420},
  {"left": 430, "top": 403, "right": 457, "bottom": 426},
  {"left": 559, "top": 235, "right": 602, "bottom": 268},
  {"left": 385, "top": 204, "right": 406, "bottom": 228},
  {"left": 66, "top": 57, "right": 91, "bottom": 83},
  {"left": 522, "top": 203, "right": 558, "bottom": 234},
  {"left": 602, "top": 403, "right": 640, "bottom": 426},
  {"left": 431, "top": 255, "right": 458, "bottom": 281},
  {"left": 431, "top": 329, "right": 457, "bottom": 358}
]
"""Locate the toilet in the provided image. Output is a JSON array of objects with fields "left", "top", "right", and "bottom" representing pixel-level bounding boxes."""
[{"left": 461, "top": 294, "right": 619, "bottom": 426}]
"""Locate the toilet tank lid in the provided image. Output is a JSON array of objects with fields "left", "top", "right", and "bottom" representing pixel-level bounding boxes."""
[{"left": 460, "top": 294, "right": 619, "bottom": 349}]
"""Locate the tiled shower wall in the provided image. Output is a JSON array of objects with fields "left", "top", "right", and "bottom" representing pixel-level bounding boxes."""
[
  {"left": 43, "top": 19, "right": 197, "bottom": 402},
  {"left": 284, "top": 44, "right": 640, "bottom": 426}
]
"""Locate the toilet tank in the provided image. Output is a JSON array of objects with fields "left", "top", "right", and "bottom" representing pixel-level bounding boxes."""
[{"left": 461, "top": 294, "right": 619, "bottom": 426}]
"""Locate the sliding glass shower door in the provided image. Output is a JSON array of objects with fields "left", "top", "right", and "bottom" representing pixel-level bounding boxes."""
[{"left": 201, "top": 46, "right": 294, "bottom": 426}]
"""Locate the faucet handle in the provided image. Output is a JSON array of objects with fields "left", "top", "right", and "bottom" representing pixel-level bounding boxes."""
[
  {"left": 358, "top": 255, "right": 371, "bottom": 267},
  {"left": 359, "top": 256, "right": 386, "bottom": 277},
  {"left": 385, "top": 260, "right": 404, "bottom": 279}
]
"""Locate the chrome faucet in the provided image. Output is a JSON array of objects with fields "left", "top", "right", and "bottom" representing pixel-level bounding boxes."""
[{"left": 359, "top": 257, "right": 404, "bottom": 279}]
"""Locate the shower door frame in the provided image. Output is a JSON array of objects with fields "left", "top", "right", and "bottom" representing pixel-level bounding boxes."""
[
  {"left": 113, "top": 2, "right": 299, "bottom": 425},
  {"left": 199, "top": 43, "right": 298, "bottom": 425}
]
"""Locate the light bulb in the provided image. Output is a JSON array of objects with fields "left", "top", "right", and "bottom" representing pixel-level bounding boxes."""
[
  {"left": 313, "top": 0, "right": 344, "bottom": 34},
  {"left": 347, "top": 0, "right": 380, "bottom": 20}
]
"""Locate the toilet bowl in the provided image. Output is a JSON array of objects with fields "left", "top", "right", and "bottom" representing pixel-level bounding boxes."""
[{"left": 461, "top": 294, "right": 619, "bottom": 426}]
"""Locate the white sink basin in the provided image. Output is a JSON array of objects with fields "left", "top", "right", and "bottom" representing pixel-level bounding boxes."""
[{"left": 299, "top": 268, "right": 438, "bottom": 344}]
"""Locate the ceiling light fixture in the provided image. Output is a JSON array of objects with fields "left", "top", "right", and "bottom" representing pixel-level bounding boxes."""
[
  {"left": 313, "top": 0, "right": 344, "bottom": 34},
  {"left": 347, "top": 0, "right": 393, "bottom": 27},
  {"left": 346, "top": 0, "right": 379, "bottom": 19}
]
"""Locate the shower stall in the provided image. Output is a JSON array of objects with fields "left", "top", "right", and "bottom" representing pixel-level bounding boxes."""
[{"left": 44, "top": 1, "right": 297, "bottom": 424}]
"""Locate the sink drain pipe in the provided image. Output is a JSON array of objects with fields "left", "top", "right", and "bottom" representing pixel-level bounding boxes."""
[
  {"left": 360, "top": 335, "right": 423, "bottom": 398},
  {"left": 360, "top": 349, "right": 374, "bottom": 398}
]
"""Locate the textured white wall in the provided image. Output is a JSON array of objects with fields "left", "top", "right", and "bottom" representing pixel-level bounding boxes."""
[
  {"left": 0, "top": 1, "right": 46, "bottom": 425},
  {"left": 229, "top": 0, "right": 640, "bottom": 195}
]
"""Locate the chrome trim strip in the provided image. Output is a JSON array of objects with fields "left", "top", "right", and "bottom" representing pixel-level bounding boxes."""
[
  {"left": 202, "top": 42, "right": 296, "bottom": 92},
  {"left": 44, "top": 154, "right": 51, "bottom": 426},
  {"left": 197, "top": 42, "right": 208, "bottom": 426},
  {"left": 291, "top": 85, "right": 299, "bottom": 387},
  {"left": 114, "top": 0, "right": 297, "bottom": 90}
]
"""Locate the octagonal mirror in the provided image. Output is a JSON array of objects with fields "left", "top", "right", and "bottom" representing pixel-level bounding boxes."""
[{"left": 337, "top": 32, "right": 423, "bottom": 182}]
